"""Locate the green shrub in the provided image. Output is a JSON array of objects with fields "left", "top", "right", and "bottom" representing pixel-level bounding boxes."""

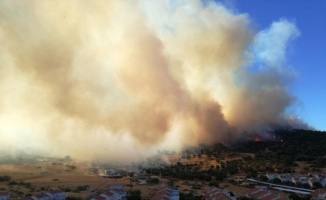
[{"left": 0, "top": 176, "right": 11, "bottom": 182}]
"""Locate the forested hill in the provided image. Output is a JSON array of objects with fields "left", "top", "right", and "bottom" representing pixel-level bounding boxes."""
[{"left": 237, "top": 129, "right": 326, "bottom": 161}]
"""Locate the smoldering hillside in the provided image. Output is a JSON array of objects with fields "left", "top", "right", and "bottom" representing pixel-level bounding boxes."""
[{"left": 0, "top": 0, "right": 309, "bottom": 162}]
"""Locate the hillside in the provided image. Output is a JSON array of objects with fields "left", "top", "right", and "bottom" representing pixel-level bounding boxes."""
[
  {"left": 238, "top": 129, "right": 326, "bottom": 158},
  {"left": 236, "top": 129, "right": 326, "bottom": 172},
  {"left": 144, "top": 129, "right": 326, "bottom": 182}
]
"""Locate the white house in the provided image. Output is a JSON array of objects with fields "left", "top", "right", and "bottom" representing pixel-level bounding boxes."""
[
  {"left": 152, "top": 185, "right": 179, "bottom": 200},
  {"left": 46, "top": 190, "right": 66, "bottom": 200},
  {"left": 92, "top": 184, "right": 127, "bottom": 200},
  {"left": 204, "top": 187, "right": 235, "bottom": 200},
  {"left": 298, "top": 176, "right": 309, "bottom": 185},
  {"left": 291, "top": 174, "right": 301, "bottom": 185},
  {"left": 138, "top": 179, "right": 147, "bottom": 185},
  {"left": 28, "top": 190, "right": 65, "bottom": 200},
  {"left": 266, "top": 173, "right": 279, "bottom": 181},
  {"left": 320, "top": 177, "right": 326, "bottom": 187},
  {"left": 309, "top": 177, "right": 320, "bottom": 188},
  {"left": 109, "top": 184, "right": 124, "bottom": 191},
  {"left": 278, "top": 174, "right": 293, "bottom": 183},
  {"left": 0, "top": 191, "right": 10, "bottom": 200},
  {"left": 311, "top": 189, "right": 326, "bottom": 200},
  {"left": 31, "top": 193, "right": 52, "bottom": 200},
  {"left": 105, "top": 169, "right": 121, "bottom": 177},
  {"left": 310, "top": 173, "right": 326, "bottom": 187},
  {"left": 246, "top": 188, "right": 286, "bottom": 200}
]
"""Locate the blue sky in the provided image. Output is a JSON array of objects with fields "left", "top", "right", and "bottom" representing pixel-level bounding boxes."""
[{"left": 222, "top": 0, "right": 326, "bottom": 131}]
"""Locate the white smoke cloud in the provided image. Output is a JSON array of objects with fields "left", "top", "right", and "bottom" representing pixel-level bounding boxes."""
[
  {"left": 0, "top": 0, "right": 309, "bottom": 162},
  {"left": 252, "top": 19, "right": 300, "bottom": 69}
]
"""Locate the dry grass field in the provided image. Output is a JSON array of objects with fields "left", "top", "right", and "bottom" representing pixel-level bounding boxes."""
[
  {"left": 0, "top": 163, "right": 113, "bottom": 199},
  {"left": 0, "top": 163, "right": 166, "bottom": 199},
  {"left": 0, "top": 152, "right": 304, "bottom": 200},
  {"left": 0, "top": 162, "right": 232, "bottom": 199}
]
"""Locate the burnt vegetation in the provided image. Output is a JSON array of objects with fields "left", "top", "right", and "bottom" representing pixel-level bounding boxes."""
[
  {"left": 145, "top": 129, "right": 326, "bottom": 181},
  {"left": 237, "top": 129, "right": 326, "bottom": 172}
]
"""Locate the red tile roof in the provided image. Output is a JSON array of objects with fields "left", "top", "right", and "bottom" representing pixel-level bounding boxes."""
[
  {"left": 251, "top": 190, "right": 270, "bottom": 199},
  {"left": 34, "top": 193, "right": 50, "bottom": 198},
  {"left": 47, "top": 190, "right": 62, "bottom": 194},
  {"left": 206, "top": 192, "right": 232, "bottom": 200},
  {"left": 246, "top": 188, "right": 261, "bottom": 195},
  {"left": 152, "top": 186, "right": 177, "bottom": 200},
  {"left": 93, "top": 195, "right": 107, "bottom": 200},
  {"left": 0, "top": 191, "right": 9, "bottom": 196},
  {"left": 260, "top": 194, "right": 277, "bottom": 200},
  {"left": 152, "top": 189, "right": 171, "bottom": 200},
  {"left": 105, "top": 191, "right": 115, "bottom": 196},
  {"left": 204, "top": 187, "right": 233, "bottom": 200},
  {"left": 312, "top": 188, "right": 326, "bottom": 194},
  {"left": 311, "top": 188, "right": 326, "bottom": 197}
]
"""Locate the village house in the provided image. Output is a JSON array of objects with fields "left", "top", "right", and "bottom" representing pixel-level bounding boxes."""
[
  {"left": 232, "top": 175, "right": 247, "bottom": 183},
  {"left": 204, "top": 187, "right": 235, "bottom": 200},
  {"left": 246, "top": 187, "right": 286, "bottom": 200},
  {"left": 320, "top": 177, "right": 326, "bottom": 187},
  {"left": 133, "top": 170, "right": 146, "bottom": 179},
  {"left": 30, "top": 193, "right": 52, "bottom": 200},
  {"left": 266, "top": 173, "right": 279, "bottom": 181},
  {"left": 92, "top": 191, "right": 125, "bottom": 200},
  {"left": 311, "top": 188, "right": 326, "bottom": 200},
  {"left": 291, "top": 174, "right": 299, "bottom": 185},
  {"left": 138, "top": 179, "right": 147, "bottom": 185},
  {"left": 109, "top": 184, "right": 127, "bottom": 197},
  {"left": 278, "top": 174, "right": 292, "bottom": 183},
  {"left": 0, "top": 191, "right": 10, "bottom": 200},
  {"left": 23, "top": 190, "right": 65, "bottom": 200},
  {"left": 91, "top": 184, "right": 127, "bottom": 200},
  {"left": 310, "top": 173, "right": 326, "bottom": 187},
  {"left": 104, "top": 169, "right": 121, "bottom": 177},
  {"left": 152, "top": 185, "right": 179, "bottom": 200},
  {"left": 246, "top": 188, "right": 262, "bottom": 197},
  {"left": 45, "top": 190, "right": 66, "bottom": 200},
  {"left": 298, "top": 176, "right": 309, "bottom": 185},
  {"left": 309, "top": 177, "right": 320, "bottom": 188},
  {"left": 265, "top": 172, "right": 326, "bottom": 188},
  {"left": 291, "top": 175, "right": 309, "bottom": 186}
]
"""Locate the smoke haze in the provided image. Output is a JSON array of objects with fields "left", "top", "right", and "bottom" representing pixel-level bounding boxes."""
[{"left": 0, "top": 0, "right": 309, "bottom": 162}]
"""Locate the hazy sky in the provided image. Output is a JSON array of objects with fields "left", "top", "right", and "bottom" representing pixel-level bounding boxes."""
[{"left": 230, "top": 0, "right": 326, "bottom": 131}]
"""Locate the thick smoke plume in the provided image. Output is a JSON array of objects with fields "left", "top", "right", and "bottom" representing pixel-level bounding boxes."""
[{"left": 0, "top": 0, "right": 308, "bottom": 162}]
